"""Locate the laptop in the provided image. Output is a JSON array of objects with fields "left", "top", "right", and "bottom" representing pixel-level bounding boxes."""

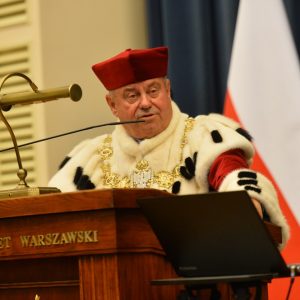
[{"left": 137, "top": 191, "right": 290, "bottom": 284}]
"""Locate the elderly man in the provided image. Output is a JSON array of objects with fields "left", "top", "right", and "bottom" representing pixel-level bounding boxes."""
[{"left": 48, "top": 47, "right": 289, "bottom": 248}]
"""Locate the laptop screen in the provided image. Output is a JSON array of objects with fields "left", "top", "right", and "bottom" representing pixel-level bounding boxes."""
[{"left": 137, "top": 191, "right": 289, "bottom": 279}]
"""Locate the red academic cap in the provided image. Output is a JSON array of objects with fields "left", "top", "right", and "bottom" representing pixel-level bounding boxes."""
[{"left": 91, "top": 47, "right": 168, "bottom": 90}]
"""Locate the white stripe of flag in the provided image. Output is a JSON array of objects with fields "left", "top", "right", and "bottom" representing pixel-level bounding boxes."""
[{"left": 224, "top": 0, "right": 300, "bottom": 298}]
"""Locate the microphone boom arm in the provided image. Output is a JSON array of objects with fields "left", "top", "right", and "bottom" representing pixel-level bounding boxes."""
[{"left": 0, "top": 120, "right": 145, "bottom": 153}]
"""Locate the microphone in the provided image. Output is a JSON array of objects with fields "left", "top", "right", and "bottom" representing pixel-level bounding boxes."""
[
  {"left": 0, "top": 84, "right": 82, "bottom": 111},
  {"left": 0, "top": 120, "right": 145, "bottom": 153}
]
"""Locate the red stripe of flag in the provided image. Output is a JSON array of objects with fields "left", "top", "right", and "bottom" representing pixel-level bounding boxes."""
[{"left": 225, "top": 91, "right": 300, "bottom": 299}]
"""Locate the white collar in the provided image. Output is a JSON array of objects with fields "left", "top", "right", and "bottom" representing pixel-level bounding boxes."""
[{"left": 112, "top": 101, "right": 183, "bottom": 157}]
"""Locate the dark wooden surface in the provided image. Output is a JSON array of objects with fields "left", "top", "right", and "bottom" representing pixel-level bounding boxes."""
[
  {"left": 0, "top": 189, "right": 180, "bottom": 299},
  {"left": 0, "top": 189, "right": 281, "bottom": 299}
]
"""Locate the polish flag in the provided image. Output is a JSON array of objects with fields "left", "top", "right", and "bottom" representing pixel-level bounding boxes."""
[{"left": 224, "top": 0, "right": 300, "bottom": 298}]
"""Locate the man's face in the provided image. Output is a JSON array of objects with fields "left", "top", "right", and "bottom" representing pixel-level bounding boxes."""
[{"left": 106, "top": 77, "right": 173, "bottom": 139}]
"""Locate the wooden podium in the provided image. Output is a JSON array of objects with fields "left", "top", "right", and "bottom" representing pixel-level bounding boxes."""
[
  {"left": 0, "top": 189, "right": 281, "bottom": 300},
  {"left": 0, "top": 188, "right": 182, "bottom": 300}
]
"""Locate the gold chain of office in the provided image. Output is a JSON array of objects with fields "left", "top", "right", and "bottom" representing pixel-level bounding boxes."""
[{"left": 98, "top": 117, "right": 195, "bottom": 190}]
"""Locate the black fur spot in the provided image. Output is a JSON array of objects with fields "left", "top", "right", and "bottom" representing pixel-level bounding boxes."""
[
  {"left": 238, "top": 179, "right": 258, "bottom": 186},
  {"left": 185, "top": 157, "right": 195, "bottom": 176},
  {"left": 244, "top": 185, "right": 261, "bottom": 194},
  {"left": 180, "top": 166, "right": 194, "bottom": 180},
  {"left": 211, "top": 130, "right": 223, "bottom": 143},
  {"left": 77, "top": 175, "right": 95, "bottom": 190},
  {"left": 179, "top": 152, "right": 198, "bottom": 180},
  {"left": 58, "top": 156, "right": 71, "bottom": 170},
  {"left": 73, "top": 167, "right": 95, "bottom": 190},
  {"left": 172, "top": 181, "right": 181, "bottom": 194},
  {"left": 238, "top": 171, "right": 257, "bottom": 179},
  {"left": 262, "top": 207, "right": 271, "bottom": 222},
  {"left": 193, "top": 152, "right": 198, "bottom": 163},
  {"left": 236, "top": 128, "right": 253, "bottom": 141},
  {"left": 73, "top": 167, "right": 83, "bottom": 185}
]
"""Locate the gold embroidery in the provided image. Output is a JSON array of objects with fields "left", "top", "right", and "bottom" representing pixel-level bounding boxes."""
[
  {"left": 136, "top": 159, "right": 150, "bottom": 170},
  {"left": 102, "top": 164, "right": 131, "bottom": 188},
  {"left": 99, "top": 118, "right": 194, "bottom": 190},
  {"left": 98, "top": 136, "right": 113, "bottom": 160},
  {"left": 132, "top": 159, "right": 153, "bottom": 188},
  {"left": 154, "top": 170, "right": 177, "bottom": 189}
]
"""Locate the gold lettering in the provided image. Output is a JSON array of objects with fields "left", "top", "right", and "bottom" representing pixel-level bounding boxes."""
[
  {"left": 0, "top": 236, "right": 11, "bottom": 248},
  {"left": 45, "top": 233, "right": 52, "bottom": 245},
  {"left": 52, "top": 233, "right": 60, "bottom": 245},
  {"left": 84, "top": 231, "right": 94, "bottom": 242},
  {"left": 20, "top": 235, "right": 31, "bottom": 247},
  {"left": 37, "top": 235, "right": 45, "bottom": 246},
  {"left": 66, "top": 231, "right": 77, "bottom": 243},
  {"left": 77, "top": 231, "right": 84, "bottom": 243},
  {"left": 19, "top": 229, "right": 99, "bottom": 247},
  {"left": 29, "top": 235, "right": 38, "bottom": 247},
  {"left": 60, "top": 233, "right": 69, "bottom": 244},
  {"left": 93, "top": 230, "right": 98, "bottom": 242},
  {"left": 4, "top": 236, "right": 11, "bottom": 248}
]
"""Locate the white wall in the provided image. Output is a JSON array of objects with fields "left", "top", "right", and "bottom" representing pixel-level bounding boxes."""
[{"left": 29, "top": 0, "right": 148, "bottom": 184}]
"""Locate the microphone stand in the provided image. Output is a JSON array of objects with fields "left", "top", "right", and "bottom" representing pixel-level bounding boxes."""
[{"left": 0, "top": 72, "right": 78, "bottom": 199}]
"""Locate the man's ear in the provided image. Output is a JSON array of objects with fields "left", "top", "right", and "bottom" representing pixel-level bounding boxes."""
[
  {"left": 106, "top": 94, "right": 118, "bottom": 117},
  {"left": 165, "top": 78, "right": 171, "bottom": 97}
]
